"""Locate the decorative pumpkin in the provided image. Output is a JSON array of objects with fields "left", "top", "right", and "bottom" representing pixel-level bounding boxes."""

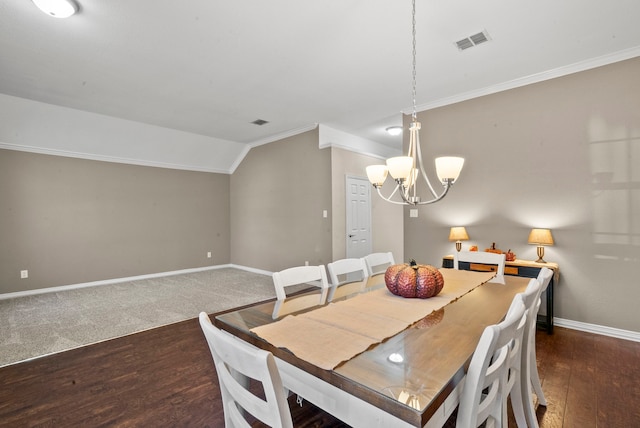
[
  {"left": 469, "top": 245, "right": 478, "bottom": 252},
  {"left": 505, "top": 249, "right": 516, "bottom": 261},
  {"left": 384, "top": 260, "right": 444, "bottom": 299},
  {"left": 485, "top": 242, "right": 503, "bottom": 254}
]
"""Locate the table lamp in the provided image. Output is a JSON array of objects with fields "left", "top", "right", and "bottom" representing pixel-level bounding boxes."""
[
  {"left": 449, "top": 227, "right": 469, "bottom": 252},
  {"left": 528, "top": 228, "right": 554, "bottom": 263}
]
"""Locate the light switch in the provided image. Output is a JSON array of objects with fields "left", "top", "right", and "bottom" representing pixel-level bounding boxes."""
[
  {"left": 410, "top": 209, "right": 418, "bottom": 218},
  {"left": 323, "top": 210, "right": 328, "bottom": 218}
]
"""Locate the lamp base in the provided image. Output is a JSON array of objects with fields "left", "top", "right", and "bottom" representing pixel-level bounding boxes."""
[{"left": 535, "top": 246, "right": 547, "bottom": 263}]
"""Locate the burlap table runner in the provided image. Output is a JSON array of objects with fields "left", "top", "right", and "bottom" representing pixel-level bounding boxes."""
[{"left": 251, "top": 269, "right": 495, "bottom": 370}]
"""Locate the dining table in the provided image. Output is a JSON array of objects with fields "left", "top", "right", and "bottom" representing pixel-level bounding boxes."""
[{"left": 214, "top": 268, "right": 531, "bottom": 427}]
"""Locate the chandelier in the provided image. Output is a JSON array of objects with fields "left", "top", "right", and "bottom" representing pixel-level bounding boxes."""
[{"left": 366, "top": 0, "right": 464, "bottom": 205}]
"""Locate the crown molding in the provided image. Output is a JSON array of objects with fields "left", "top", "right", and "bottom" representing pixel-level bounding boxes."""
[
  {"left": 406, "top": 46, "right": 640, "bottom": 114},
  {"left": 249, "top": 123, "right": 319, "bottom": 148}
]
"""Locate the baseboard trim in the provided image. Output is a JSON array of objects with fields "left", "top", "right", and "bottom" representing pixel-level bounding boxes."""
[
  {"left": 0, "top": 265, "right": 244, "bottom": 300},
  {"left": 228, "top": 264, "right": 273, "bottom": 277},
  {"left": 554, "top": 317, "right": 640, "bottom": 342}
]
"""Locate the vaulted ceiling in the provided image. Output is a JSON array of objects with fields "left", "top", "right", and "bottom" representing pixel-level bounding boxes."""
[{"left": 2, "top": 0, "right": 640, "bottom": 161}]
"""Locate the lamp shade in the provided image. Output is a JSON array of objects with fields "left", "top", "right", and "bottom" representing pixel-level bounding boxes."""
[
  {"left": 448, "top": 227, "right": 469, "bottom": 241},
  {"left": 528, "top": 228, "right": 554, "bottom": 246},
  {"left": 366, "top": 165, "right": 388, "bottom": 186},
  {"left": 386, "top": 156, "right": 414, "bottom": 180},
  {"left": 435, "top": 157, "right": 465, "bottom": 183}
]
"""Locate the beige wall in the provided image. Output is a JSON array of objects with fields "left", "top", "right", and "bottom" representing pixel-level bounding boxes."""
[
  {"left": 330, "top": 147, "right": 404, "bottom": 262},
  {"left": 404, "top": 57, "right": 640, "bottom": 332},
  {"left": 0, "top": 150, "right": 230, "bottom": 293},
  {"left": 230, "top": 128, "right": 333, "bottom": 271},
  {"left": 2, "top": 58, "right": 639, "bottom": 335}
]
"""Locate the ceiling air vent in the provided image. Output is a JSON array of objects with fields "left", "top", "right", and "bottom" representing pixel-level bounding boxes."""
[
  {"left": 251, "top": 119, "right": 269, "bottom": 126},
  {"left": 455, "top": 30, "right": 491, "bottom": 51}
]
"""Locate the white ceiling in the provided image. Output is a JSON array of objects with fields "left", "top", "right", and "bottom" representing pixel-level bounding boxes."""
[{"left": 2, "top": 0, "right": 640, "bottom": 155}]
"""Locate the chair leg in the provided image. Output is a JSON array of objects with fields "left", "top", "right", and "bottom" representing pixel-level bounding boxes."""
[
  {"left": 530, "top": 347, "right": 547, "bottom": 406},
  {"left": 510, "top": 377, "right": 528, "bottom": 428},
  {"left": 521, "top": 373, "right": 540, "bottom": 428}
]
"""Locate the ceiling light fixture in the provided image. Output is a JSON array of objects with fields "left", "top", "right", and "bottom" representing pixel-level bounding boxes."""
[
  {"left": 386, "top": 126, "right": 403, "bottom": 136},
  {"left": 32, "top": 0, "right": 78, "bottom": 18},
  {"left": 366, "top": 0, "right": 464, "bottom": 205}
]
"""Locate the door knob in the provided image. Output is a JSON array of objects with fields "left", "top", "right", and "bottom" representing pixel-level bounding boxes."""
[{"left": 348, "top": 234, "right": 355, "bottom": 238}]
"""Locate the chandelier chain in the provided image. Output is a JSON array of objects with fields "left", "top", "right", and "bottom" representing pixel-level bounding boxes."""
[{"left": 411, "top": 0, "right": 417, "bottom": 121}]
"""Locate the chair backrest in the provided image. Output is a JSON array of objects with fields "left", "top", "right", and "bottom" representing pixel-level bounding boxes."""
[
  {"left": 272, "top": 265, "right": 329, "bottom": 302},
  {"left": 326, "top": 258, "right": 369, "bottom": 302},
  {"left": 198, "top": 312, "right": 293, "bottom": 428},
  {"left": 536, "top": 267, "right": 554, "bottom": 292},
  {"left": 519, "top": 278, "right": 544, "bottom": 343},
  {"left": 271, "top": 293, "right": 326, "bottom": 319},
  {"left": 457, "top": 295, "right": 527, "bottom": 428},
  {"left": 454, "top": 251, "right": 506, "bottom": 283},
  {"left": 363, "top": 252, "right": 395, "bottom": 276}
]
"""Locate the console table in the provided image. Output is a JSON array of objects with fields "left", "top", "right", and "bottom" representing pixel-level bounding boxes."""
[{"left": 442, "top": 255, "right": 559, "bottom": 333}]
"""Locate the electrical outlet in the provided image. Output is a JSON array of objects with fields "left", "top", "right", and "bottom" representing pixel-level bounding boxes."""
[
  {"left": 20, "top": 270, "right": 28, "bottom": 279},
  {"left": 207, "top": 251, "right": 212, "bottom": 258},
  {"left": 304, "top": 261, "right": 309, "bottom": 266}
]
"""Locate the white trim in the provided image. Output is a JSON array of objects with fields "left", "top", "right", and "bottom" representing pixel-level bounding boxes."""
[
  {"left": 228, "top": 264, "right": 273, "bottom": 277},
  {"left": 325, "top": 140, "right": 389, "bottom": 161},
  {"left": 0, "top": 142, "right": 232, "bottom": 174},
  {"left": 554, "top": 317, "right": 640, "bottom": 343},
  {"left": 318, "top": 124, "right": 400, "bottom": 160},
  {"left": 226, "top": 124, "right": 320, "bottom": 173},
  {"left": 227, "top": 144, "right": 252, "bottom": 174},
  {"left": 249, "top": 123, "right": 318, "bottom": 148},
  {"left": 0, "top": 264, "right": 271, "bottom": 300},
  {"left": 407, "top": 46, "right": 640, "bottom": 114}
]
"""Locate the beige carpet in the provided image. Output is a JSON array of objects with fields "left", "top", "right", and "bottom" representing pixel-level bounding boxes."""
[{"left": 0, "top": 267, "right": 284, "bottom": 367}]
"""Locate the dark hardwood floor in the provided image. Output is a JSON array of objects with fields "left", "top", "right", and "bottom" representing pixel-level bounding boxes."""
[{"left": 1, "top": 316, "right": 638, "bottom": 427}]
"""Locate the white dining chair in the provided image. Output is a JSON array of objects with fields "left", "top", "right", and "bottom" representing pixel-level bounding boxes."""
[
  {"left": 363, "top": 252, "right": 395, "bottom": 276},
  {"left": 527, "top": 267, "right": 554, "bottom": 410},
  {"left": 453, "top": 251, "right": 507, "bottom": 284},
  {"left": 272, "top": 265, "right": 329, "bottom": 315},
  {"left": 456, "top": 295, "right": 527, "bottom": 428},
  {"left": 513, "top": 277, "right": 545, "bottom": 428},
  {"left": 198, "top": 312, "right": 294, "bottom": 428},
  {"left": 326, "top": 258, "right": 369, "bottom": 302},
  {"left": 498, "top": 278, "right": 542, "bottom": 428}
]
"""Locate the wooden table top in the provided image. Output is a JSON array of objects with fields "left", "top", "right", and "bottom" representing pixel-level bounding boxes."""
[{"left": 215, "top": 272, "right": 530, "bottom": 427}]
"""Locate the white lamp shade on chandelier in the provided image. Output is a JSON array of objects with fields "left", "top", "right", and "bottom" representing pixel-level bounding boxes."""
[
  {"left": 365, "top": 165, "right": 389, "bottom": 187},
  {"left": 386, "top": 157, "right": 413, "bottom": 180},
  {"left": 436, "top": 157, "right": 465, "bottom": 184}
]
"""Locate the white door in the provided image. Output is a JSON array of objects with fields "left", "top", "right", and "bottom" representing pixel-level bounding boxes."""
[{"left": 346, "top": 176, "right": 372, "bottom": 258}]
